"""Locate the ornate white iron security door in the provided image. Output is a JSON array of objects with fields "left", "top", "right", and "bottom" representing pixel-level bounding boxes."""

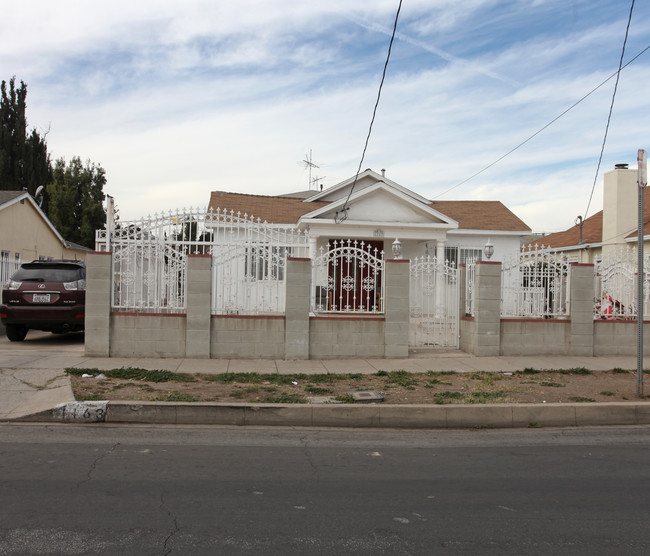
[
  {"left": 311, "top": 240, "right": 384, "bottom": 313},
  {"left": 409, "top": 256, "right": 459, "bottom": 348}
]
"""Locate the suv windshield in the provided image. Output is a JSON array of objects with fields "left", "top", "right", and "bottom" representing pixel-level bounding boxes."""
[{"left": 11, "top": 263, "right": 85, "bottom": 283}]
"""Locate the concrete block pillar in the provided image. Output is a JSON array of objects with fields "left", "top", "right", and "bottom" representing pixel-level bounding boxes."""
[
  {"left": 285, "top": 257, "right": 311, "bottom": 360},
  {"left": 569, "top": 263, "right": 594, "bottom": 356},
  {"left": 474, "top": 261, "right": 501, "bottom": 356},
  {"left": 84, "top": 252, "right": 112, "bottom": 357},
  {"left": 384, "top": 259, "right": 410, "bottom": 358},
  {"left": 185, "top": 254, "right": 212, "bottom": 358}
]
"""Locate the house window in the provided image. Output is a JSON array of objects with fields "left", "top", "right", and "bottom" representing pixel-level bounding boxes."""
[
  {"left": 444, "top": 247, "right": 483, "bottom": 266},
  {"left": 1, "top": 251, "right": 9, "bottom": 263}
]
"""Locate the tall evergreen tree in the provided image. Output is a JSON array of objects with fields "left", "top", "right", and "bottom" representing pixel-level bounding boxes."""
[
  {"left": 47, "top": 157, "right": 106, "bottom": 249},
  {"left": 0, "top": 76, "right": 51, "bottom": 194}
]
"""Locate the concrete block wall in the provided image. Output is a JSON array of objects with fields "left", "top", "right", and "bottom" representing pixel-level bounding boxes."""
[
  {"left": 110, "top": 313, "right": 186, "bottom": 357},
  {"left": 473, "top": 262, "right": 501, "bottom": 356},
  {"left": 211, "top": 316, "right": 285, "bottom": 359},
  {"left": 85, "top": 250, "right": 412, "bottom": 359},
  {"left": 384, "top": 259, "right": 410, "bottom": 358},
  {"left": 594, "top": 321, "right": 650, "bottom": 356},
  {"left": 569, "top": 263, "right": 594, "bottom": 356},
  {"left": 500, "top": 319, "right": 570, "bottom": 356},
  {"left": 285, "top": 258, "right": 311, "bottom": 359},
  {"left": 185, "top": 255, "right": 211, "bottom": 359},
  {"left": 459, "top": 317, "right": 477, "bottom": 353},
  {"left": 84, "top": 252, "right": 112, "bottom": 356},
  {"left": 309, "top": 317, "right": 385, "bottom": 359}
]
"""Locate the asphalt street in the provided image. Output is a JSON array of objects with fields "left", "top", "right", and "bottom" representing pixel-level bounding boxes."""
[{"left": 1, "top": 424, "right": 649, "bottom": 555}]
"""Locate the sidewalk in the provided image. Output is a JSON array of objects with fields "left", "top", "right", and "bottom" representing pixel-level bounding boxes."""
[{"left": 1, "top": 335, "right": 649, "bottom": 426}]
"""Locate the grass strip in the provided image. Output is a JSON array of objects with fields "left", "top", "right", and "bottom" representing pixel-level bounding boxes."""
[{"left": 66, "top": 367, "right": 196, "bottom": 383}]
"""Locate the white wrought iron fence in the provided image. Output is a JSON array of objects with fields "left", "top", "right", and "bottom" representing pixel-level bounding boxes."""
[
  {"left": 96, "top": 207, "right": 213, "bottom": 313},
  {"left": 464, "top": 260, "right": 476, "bottom": 317},
  {"left": 311, "top": 240, "right": 384, "bottom": 313},
  {"left": 409, "top": 255, "right": 459, "bottom": 348},
  {"left": 209, "top": 209, "right": 309, "bottom": 314},
  {"left": 501, "top": 245, "right": 570, "bottom": 318},
  {"left": 594, "top": 247, "right": 650, "bottom": 319},
  {"left": 96, "top": 207, "right": 309, "bottom": 314},
  {"left": 0, "top": 256, "right": 21, "bottom": 286}
]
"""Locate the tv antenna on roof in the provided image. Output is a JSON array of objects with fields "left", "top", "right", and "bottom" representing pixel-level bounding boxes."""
[{"left": 301, "top": 149, "right": 320, "bottom": 190}]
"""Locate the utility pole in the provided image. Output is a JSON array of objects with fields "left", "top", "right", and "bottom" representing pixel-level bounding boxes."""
[{"left": 637, "top": 149, "right": 647, "bottom": 396}]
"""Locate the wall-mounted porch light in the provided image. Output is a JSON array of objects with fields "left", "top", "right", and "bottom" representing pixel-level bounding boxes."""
[
  {"left": 392, "top": 238, "right": 402, "bottom": 259},
  {"left": 484, "top": 238, "right": 494, "bottom": 260}
]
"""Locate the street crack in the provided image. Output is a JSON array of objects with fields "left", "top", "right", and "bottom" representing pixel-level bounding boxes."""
[
  {"left": 160, "top": 490, "right": 179, "bottom": 555},
  {"left": 74, "top": 442, "right": 120, "bottom": 490}
]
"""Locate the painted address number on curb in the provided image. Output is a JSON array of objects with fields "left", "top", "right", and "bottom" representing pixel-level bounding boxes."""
[{"left": 53, "top": 401, "right": 108, "bottom": 423}]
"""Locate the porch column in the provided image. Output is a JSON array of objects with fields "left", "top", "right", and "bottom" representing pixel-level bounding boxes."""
[
  {"left": 309, "top": 237, "right": 318, "bottom": 260},
  {"left": 436, "top": 240, "right": 446, "bottom": 262}
]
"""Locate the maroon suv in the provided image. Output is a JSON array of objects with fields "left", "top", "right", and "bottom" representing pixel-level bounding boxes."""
[{"left": 1, "top": 260, "right": 86, "bottom": 342}]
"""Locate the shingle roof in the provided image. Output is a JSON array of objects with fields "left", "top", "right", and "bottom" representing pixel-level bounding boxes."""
[
  {"left": 540, "top": 193, "right": 650, "bottom": 248},
  {"left": 535, "top": 210, "right": 603, "bottom": 248},
  {"left": 0, "top": 190, "right": 26, "bottom": 207},
  {"left": 208, "top": 190, "right": 530, "bottom": 232},
  {"left": 428, "top": 200, "right": 530, "bottom": 232},
  {"left": 208, "top": 191, "right": 329, "bottom": 223}
]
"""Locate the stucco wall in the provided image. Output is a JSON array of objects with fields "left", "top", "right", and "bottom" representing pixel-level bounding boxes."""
[{"left": 0, "top": 199, "right": 87, "bottom": 261}]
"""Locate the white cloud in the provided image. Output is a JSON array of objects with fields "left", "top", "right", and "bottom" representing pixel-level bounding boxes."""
[{"left": 1, "top": 0, "right": 649, "bottom": 235}]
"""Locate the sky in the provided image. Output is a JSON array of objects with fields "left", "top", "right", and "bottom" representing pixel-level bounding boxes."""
[{"left": 1, "top": 0, "right": 649, "bottom": 233}]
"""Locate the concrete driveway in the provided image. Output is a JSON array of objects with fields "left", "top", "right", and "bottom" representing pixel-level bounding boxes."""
[{"left": 0, "top": 330, "right": 82, "bottom": 420}]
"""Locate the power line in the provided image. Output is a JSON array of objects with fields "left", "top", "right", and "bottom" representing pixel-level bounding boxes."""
[
  {"left": 336, "top": 0, "right": 403, "bottom": 224},
  {"left": 433, "top": 41, "right": 650, "bottom": 201},
  {"left": 583, "top": 0, "right": 635, "bottom": 220}
]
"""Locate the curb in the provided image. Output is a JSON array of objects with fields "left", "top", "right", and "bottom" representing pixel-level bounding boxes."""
[{"left": 14, "top": 400, "right": 650, "bottom": 429}]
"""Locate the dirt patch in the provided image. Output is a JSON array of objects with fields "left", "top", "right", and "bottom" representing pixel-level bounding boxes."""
[{"left": 68, "top": 367, "right": 650, "bottom": 404}]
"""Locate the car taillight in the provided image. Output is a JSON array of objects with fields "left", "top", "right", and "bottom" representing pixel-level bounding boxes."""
[
  {"left": 63, "top": 279, "right": 86, "bottom": 291},
  {"left": 5, "top": 280, "right": 21, "bottom": 290}
]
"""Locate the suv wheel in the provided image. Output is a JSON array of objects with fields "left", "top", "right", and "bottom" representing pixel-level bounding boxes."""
[{"left": 6, "top": 324, "right": 28, "bottom": 342}]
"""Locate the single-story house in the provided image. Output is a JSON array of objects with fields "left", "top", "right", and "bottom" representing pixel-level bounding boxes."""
[
  {"left": 0, "top": 190, "right": 89, "bottom": 282},
  {"left": 208, "top": 169, "right": 531, "bottom": 264}
]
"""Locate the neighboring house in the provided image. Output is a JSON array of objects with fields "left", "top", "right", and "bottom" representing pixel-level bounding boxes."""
[
  {"left": 0, "top": 190, "right": 89, "bottom": 284},
  {"left": 534, "top": 164, "right": 649, "bottom": 262},
  {"left": 208, "top": 169, "right": 531, "bottom": 264}
]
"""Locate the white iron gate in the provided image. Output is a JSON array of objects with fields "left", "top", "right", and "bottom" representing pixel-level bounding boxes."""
[{"left": 409, "top": 256, "right": 459, "bottom": 348}]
